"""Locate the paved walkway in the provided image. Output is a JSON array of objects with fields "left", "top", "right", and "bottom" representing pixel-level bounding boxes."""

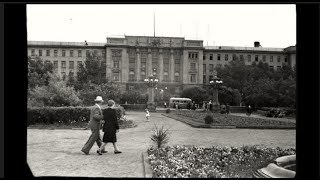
[{"left": 27, "top": 111, "right": 296, "bottom": 177}]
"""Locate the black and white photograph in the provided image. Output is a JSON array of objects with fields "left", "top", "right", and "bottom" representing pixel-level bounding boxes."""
[{"left": 27, "top": 4, "right": 296, "bottom": 178}]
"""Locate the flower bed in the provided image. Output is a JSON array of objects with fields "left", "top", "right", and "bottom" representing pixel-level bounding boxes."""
[
  {"left": 164, "top": 111, "right": 295, "bottom": 129},
  {"left": 147, "top": 145, "right": 296, "bottom": 178}
]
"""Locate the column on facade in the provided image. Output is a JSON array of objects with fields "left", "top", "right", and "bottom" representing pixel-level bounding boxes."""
[
  {"left": 106, "top": 48, "right": 112, "bottom": 81},
  {"left": 158, "top": 48, "right": 164, "bottom": 82},
  {"left": 147, "top": 48, "right": 152, "bottom": 76},
  {"left": 198, "top": 50, "right": 203, "bottom": 84},
  {"left": 136, "top": 48, "right": 141, "bottom": 81},
  {"left": 182, "top": 50, "right": 189, "bottom": 84},
  {"left": 121, "top": 48, "right": 128, "bottom": 83},
  {"left": 170, "top": 49, "right": 175, "bottom": 82}
]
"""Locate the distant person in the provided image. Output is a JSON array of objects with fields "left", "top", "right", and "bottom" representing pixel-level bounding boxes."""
[
  {"left": 247, "top": 105, "right": 252, "bottom": 116},
  {"left": 145, "top": 108, "right": 150, "bottom": 121},
  {"left": 226, "top": 104, "right": 230, "bottom": 114},
  {"left": 97, "top": 100, "right": 122, "bottom": 155},
  {"left": 209, "top": 101, "right": 213, "bottom": 111},
  {"left": 164, "top": 102, "right": 167, "bottom": 108},
  {"left": 173, "top": 103, "right": 176, "bottom": 109},
  {"left": 81, "top": 96, "right": 106, "bottom": 155}
]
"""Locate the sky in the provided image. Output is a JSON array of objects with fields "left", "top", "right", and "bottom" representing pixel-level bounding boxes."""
[{"left": 27, "top": 4, "right": 296, "bottom": 48}]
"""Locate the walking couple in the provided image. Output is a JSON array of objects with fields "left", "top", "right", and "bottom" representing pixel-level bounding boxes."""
[{"left": 81, "top": 96, "right": 122, "bottom": 155}]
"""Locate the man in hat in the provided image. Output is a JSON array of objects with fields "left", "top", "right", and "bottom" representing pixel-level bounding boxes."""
[{"left": 81, "top": 96, "right": 106, "bottom": 155}]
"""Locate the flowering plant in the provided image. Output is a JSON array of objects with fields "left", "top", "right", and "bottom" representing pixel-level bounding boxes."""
[{"left": 147, "top": 145, "right": 295, "bottom": 178}]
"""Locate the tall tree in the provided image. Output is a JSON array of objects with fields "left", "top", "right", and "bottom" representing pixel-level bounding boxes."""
[{"left": 28, "top": 56, "right": 54, "bottom": 89}]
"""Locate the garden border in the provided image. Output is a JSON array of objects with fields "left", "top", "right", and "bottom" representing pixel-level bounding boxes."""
[{"left": 142, "top": 152, "right": 153, "bottom": 178}]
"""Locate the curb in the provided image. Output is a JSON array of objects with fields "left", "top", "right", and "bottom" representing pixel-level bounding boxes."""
[{"left": 142, "top": 152, "right": 153, "bottom": 178}]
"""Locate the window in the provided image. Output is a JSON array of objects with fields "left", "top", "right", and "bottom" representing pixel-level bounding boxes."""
[
  {"left": 54, "top": 61, "right": 58, "bottom": 70},
  {"left": 45, "top": 60, "right": 50, "bottom": 64},
  {"left": 209, "top": 64, "right": 214, "bottom": 72},
  {"left": 61, "top": 72, "right": 66, "bottom": 80},
  {"left": 113, "top": 73, "right": 120, "bottom": 81},
  {"left": 69, "top": 61, "right": 74, "bottom": 69},
  {"left": 203, "top": 55, "right": 206, "bottom": 60},
  {"left": 247, "top": 55, "right": 251, "bottom": 62},
  {"left": 270, "top": 56, "right": 273, "bottom": 62},
  {"left": 174, "top": 72, "right": 180, "bottom": 82},
  {"left": 141, "top": 71, "right": 146, "bottom": 81},
  {"left": 188, "top": 52, "right": 198, "bottom": 59},
  {"left": 54, "top": 50, "right": 58, "bottom": 57},
  {"left": 190, "top": 63, "right": 196, "bottom": 70},
  {"left": 269, "top": 66, "right": 274, "bottom": 69},
  {"left": 277, "top": 56, "right": 281, "bottom": 62},
  {"left": 70, "top": 50, "right": 74, "bottom": 57},
  {"left": 61, "top": 61, "right": 66, "bottom": 69},
  {"left": 163, "top": 72, "right": 169, "bottom": 82},
  {"left": 39, "top": 50, "right": 42, "bottom": 56},
  {"left": 203, "top": 75, "right": 206, "bottom": 84},
  {"left": 62, "top": 50, "right": 66, "bottom": 57},
  {"left": 114, "top": 61, "right": 120, "bottom": 68},
  {"left": 190, "top": 74, "right": 196, "bottom": 83},
  {"left": 31, "top": 49, "right": 35, "bottom": 56},
  {"left": 240, "top": 55, "right": 244, "bottom": 61},
  {"left": 285, "top": 56, "right": 288, "bottom": 62},
  {"left": 255, "top": 55, "right": 258, "bottom": 61},
  {"left": 78, "top": 50, "right": 82, "bottom": 57},
  {"left": 203, "top": 65, "right": 206, "bottom": 74},
  {"left": 129, "top": 86, "right": 134, "bottom": 91},
  {"left": 69, "top": 71, "right": 74, "bottom": 77},
  {"left": 46, "top": 50, "right": 50, "bottom": 56},
  {"left": 277, "top": 66, "right": 281, "bottom": 70},
  {"left": 225, "top": 54, "right": 228, "bottom": 61},
  {"left": 232, "top": 54, "right": 236, "bottom": 61},
  {"left": 209, "top": 54, "right": 213, "bottom": 60},
  {"left": 217, "top": 54, "right": 221, "bottom": 61},
  {"left": 129, "top": 71, "right": 135, "bottom": 81},
  {"left": 263, "top": 55, "right": 266, "bottom": 62},
  {"left": 174, "top": 64, "right": 180, "bottom": 72},
  {"left": 209, "top": 75, "right": 213, "bottom": 81},
  {"left": 77, "top": 61, "right": 83, "bottom": 69}
]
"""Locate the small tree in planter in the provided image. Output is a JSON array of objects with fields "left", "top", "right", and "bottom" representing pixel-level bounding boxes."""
[{"left": 150, "top": 124, "right": 170, "bottom": 149}]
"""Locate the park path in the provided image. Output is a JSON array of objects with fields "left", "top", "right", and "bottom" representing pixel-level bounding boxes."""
[{"left": 27, "top": 111, "right": 296, "bottom": 177}]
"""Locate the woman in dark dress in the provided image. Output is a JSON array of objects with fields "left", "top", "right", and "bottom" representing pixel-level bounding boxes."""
[{"left": 97, "top": 100, "right": 122, "bottom": 155}]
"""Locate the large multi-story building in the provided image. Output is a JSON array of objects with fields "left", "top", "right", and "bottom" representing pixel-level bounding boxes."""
[{"left": 28, "top": 35, "right": 296, "bottom": 96}]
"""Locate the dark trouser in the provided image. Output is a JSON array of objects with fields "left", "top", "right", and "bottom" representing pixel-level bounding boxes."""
[{"left": 81, "top": 128, "right": 102, "bottom": 153}]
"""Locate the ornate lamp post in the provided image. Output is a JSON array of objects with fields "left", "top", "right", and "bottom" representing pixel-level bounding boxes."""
[
  {"left": 144, "top": 74, "right": 159, "bottom": 111},
  {"left": 209, "top": 75, "right": 223, "bottom": 107}
]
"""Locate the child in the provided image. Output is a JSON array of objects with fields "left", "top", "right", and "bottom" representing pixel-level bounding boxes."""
[{"left": 145, "top": 108, "right": 150, "bottom": 121}]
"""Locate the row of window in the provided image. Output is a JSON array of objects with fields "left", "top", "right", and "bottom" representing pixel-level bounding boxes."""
[
  {"left": 31, "top": 49, "right": 105, "bottom": 58},
  {"left": 113, "top": 73, "right": 181, "bottom": 82},
  {"left": 49, "top": 60, "right": 83, "bottom": 70},
  {"left": 31, "top": 49, "right": 84, "bottom": 57},
  {"left": 203, "top": 54, "right": 287, "bottom": 63}
]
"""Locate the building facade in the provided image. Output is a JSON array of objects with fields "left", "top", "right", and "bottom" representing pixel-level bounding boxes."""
[{"left": 28, "top": 36, "right": 296, "bottom": 96}]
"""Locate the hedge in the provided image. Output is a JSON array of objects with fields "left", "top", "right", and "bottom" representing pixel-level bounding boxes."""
[
  {"left": 28, "top": 106, "right": 125, "bottom": 126},
  {"left": 120, "top": 104, "right": 147, "bottom": 110}
]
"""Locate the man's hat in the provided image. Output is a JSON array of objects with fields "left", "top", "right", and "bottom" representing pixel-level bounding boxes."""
[{"left": 94, "top": 96, "right": 104, "bottom": 102}]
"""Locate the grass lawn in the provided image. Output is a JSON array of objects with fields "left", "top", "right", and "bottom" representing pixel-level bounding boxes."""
[
  {"left": 147, "top": 145, "right": 296, "bottom": 178},
  {"left": 163, "top": 110, "right": 295, "bottom": 129}
]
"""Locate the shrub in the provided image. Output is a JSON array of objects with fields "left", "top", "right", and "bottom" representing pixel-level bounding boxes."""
[
  {"left": 204, "top": 115, "right": 214, "bottom": 124},
  {"left": 150, "top": 124, "right": 170, "bottom": 148},
  {"left": 220, "top": 105, "right": 227, "bottom": 114},
  {"left": 166, "top": 109, "right": 171, "bottom": 113}
]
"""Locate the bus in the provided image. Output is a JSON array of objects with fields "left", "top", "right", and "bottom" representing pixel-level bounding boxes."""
[{"left": 169, "top": 97, "right": 192, "bottom": 109}]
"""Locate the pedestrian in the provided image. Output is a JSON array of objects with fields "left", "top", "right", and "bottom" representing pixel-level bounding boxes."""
[
  {"left": 81, "top": 96, "right": 106, "bottom": 155},
  {"left": 145, "top": 108, "right": 150, "bottom": 121},
  {"left": 247, "top": 105, "right": 252, "bottom": 116},
  {"left": 164, "top": 102, "right": 167, "bottom": 108},
  {"left": 97, "top": 99, "right": 122, "bottom": 155},
  {"left": 226, "top": 103, "right": 230, "bottom": 114}
]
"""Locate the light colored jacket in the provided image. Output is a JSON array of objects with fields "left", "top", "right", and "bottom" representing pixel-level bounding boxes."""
[{"left": 87, "top": 104, "right": 103, "bottom": 130}]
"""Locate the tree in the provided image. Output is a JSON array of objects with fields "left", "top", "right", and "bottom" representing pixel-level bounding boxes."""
[
  {"left": 28, "top": 74, "right": 82, "bottom": 107},
  {"left": 28, "top": 56, "right": 54, "bottom": 89},
  {"left": 76, "top": 50, "right": 106, "bottom": 88},
  {"left": 79, "top": 82, "right": 121, "bottom": 106},
  {"left": 180, "top": 86, "right": 209, "bottom": 104}
]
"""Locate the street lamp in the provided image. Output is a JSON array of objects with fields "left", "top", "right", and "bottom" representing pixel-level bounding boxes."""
[
  {"left": 144, "top": 74, "right": 159, "bottom": 111},
  {"left": 209, "top": 75, "right": 223, "bottom": 106}
]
